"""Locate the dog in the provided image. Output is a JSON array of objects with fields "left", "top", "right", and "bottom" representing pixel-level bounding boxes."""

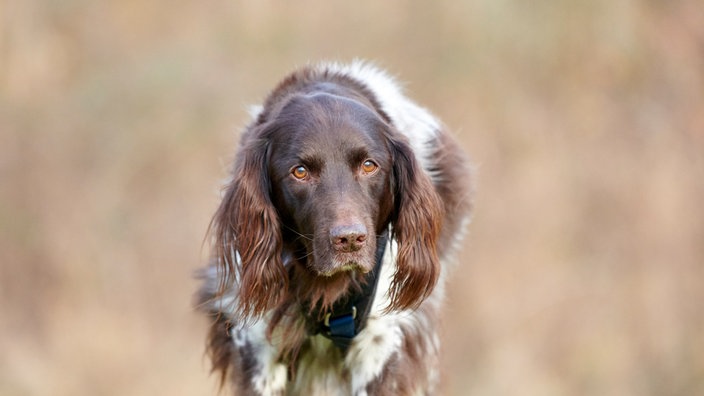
[{"left": 197, "top": 61, "right": 472, "bottom": 395}]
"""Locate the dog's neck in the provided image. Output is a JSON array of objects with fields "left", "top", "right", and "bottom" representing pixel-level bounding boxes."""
[{"left": 270, "top": 229, "right": 389, "bottom": 358}]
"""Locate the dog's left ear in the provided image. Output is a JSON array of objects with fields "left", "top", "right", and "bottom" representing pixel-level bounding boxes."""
[{"left": 386, "top": 133, "right": 444, "bottom": 311}]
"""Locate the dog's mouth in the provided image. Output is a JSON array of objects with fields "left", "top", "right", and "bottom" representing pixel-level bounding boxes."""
[
  {"left": 309, "top": 248, "right": 375, "bottom": 277},
  {"left": 319, "top": 258, "right": 368, "bottom": 277}
]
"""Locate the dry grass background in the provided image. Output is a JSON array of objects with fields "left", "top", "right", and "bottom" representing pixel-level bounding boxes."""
[{"left": 1, "top": 1, "right": 703, "bottom": 395}]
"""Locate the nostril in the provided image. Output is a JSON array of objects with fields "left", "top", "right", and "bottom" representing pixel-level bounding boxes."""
[{"left": 330, "top": 224, "right": 368, "bottom": 252}]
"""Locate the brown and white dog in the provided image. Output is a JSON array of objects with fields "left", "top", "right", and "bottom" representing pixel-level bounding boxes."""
[{"left": 197, "top": 61, "right": 472, "bottom": 395}]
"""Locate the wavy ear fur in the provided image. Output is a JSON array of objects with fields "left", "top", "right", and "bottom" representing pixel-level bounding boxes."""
[
  {"left": 387, "top": 133, "right": 444, "bottom": 311},
  {"left": 210, "top": 127, "right": 287, "bottom": 321}
]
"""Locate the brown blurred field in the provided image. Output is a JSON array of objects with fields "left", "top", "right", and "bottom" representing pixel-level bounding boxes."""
[{"left": 2, "top": 1, "right": 703, "bottom": 395}]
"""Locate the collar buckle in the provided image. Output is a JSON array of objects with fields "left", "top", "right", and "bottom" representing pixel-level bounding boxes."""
[{"left": 324, "top": 306, "right": 356, "bottom": 327}]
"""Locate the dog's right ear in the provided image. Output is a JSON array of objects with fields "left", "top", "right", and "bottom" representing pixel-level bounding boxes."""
[
  {"left": 386, "top": 132, "right": 443, "bottom": 312},
  {"left": 210, "top": 125, "right": 287, "bottom": 321}
]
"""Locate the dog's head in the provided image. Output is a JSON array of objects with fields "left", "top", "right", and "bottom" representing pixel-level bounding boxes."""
[{"left": 211, "top": 83, "right": 443, "bottom": 321}]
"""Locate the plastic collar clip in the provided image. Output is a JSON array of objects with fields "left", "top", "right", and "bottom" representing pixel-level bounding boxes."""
[{"left": 324, "top": 306, "right": 357, "bottom": 339}]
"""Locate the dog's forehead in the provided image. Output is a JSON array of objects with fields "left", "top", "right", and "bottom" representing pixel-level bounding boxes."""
[{"left": 274, "top": 92, "right": 386, "bottom": 145}]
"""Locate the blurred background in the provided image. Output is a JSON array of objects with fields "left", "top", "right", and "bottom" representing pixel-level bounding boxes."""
[{"left": 1, "top": 1, "right": 703, "bottom": 395}]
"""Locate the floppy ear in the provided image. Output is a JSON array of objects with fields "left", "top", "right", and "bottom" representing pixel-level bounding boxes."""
[
  {"left": 210, "top": 129, "right": 287, "bottom": 321},
  {"left": 387, "top": 134, "right": 444, "bottom": 311}
]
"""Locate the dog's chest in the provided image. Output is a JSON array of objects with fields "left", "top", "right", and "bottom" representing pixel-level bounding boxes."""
[
  {"left": 242, "top": 315, "right": 402, "bottom": 396},
  {"left": 288, "top": 336, "right": 349, "bottom": 395}
]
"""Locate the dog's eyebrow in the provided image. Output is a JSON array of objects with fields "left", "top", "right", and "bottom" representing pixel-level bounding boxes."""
[
  {"left": 347, "top": 147, "right": 370, "bottom": 164},
  {"left": 297, "top": 153, "right": 325, "bottom": 171}
]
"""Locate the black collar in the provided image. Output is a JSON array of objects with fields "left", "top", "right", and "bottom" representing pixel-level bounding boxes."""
[{"left": 316, "top": 229, "right": 389, "bottom": 352}]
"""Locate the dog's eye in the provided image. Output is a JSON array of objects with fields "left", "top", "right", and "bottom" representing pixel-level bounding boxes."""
[
  {"left": 291, "top": 165, "right": 309, "bottom": 180},
  {"left": 361, "top": 160, "right": 378, "bottom": 174}
]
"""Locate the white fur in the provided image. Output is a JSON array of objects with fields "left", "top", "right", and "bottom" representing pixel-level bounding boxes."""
[{"left": 242, "top": 321, "right": 288, "bottom": 394}]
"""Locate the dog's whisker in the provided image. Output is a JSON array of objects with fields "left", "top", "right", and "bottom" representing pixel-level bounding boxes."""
[
  {"left": 284, "top": 224, "right": 314, "bottom": 241},
  {"left": 295, "top": 250, "right": 314, "bottom": 261}
]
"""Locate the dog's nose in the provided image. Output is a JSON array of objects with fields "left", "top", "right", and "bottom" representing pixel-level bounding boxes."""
[{"left": 330, "top": 224, "right": 368, "bottom": 252}]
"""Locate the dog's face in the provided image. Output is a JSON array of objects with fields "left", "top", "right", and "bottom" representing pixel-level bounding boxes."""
[
  {"left": 212, "top": 81, "right": 443, "bottom": 320},
  {"left": 267, "top": 93, "right": 395, "bottom": 276}
]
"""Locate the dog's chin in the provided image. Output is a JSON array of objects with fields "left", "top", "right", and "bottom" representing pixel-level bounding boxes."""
[
  {"left": 314, "top": 254, "right": 374, "bottom": 277},
  {"left": 318, "top": 262, "right": 362, "bottom": 277}
]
